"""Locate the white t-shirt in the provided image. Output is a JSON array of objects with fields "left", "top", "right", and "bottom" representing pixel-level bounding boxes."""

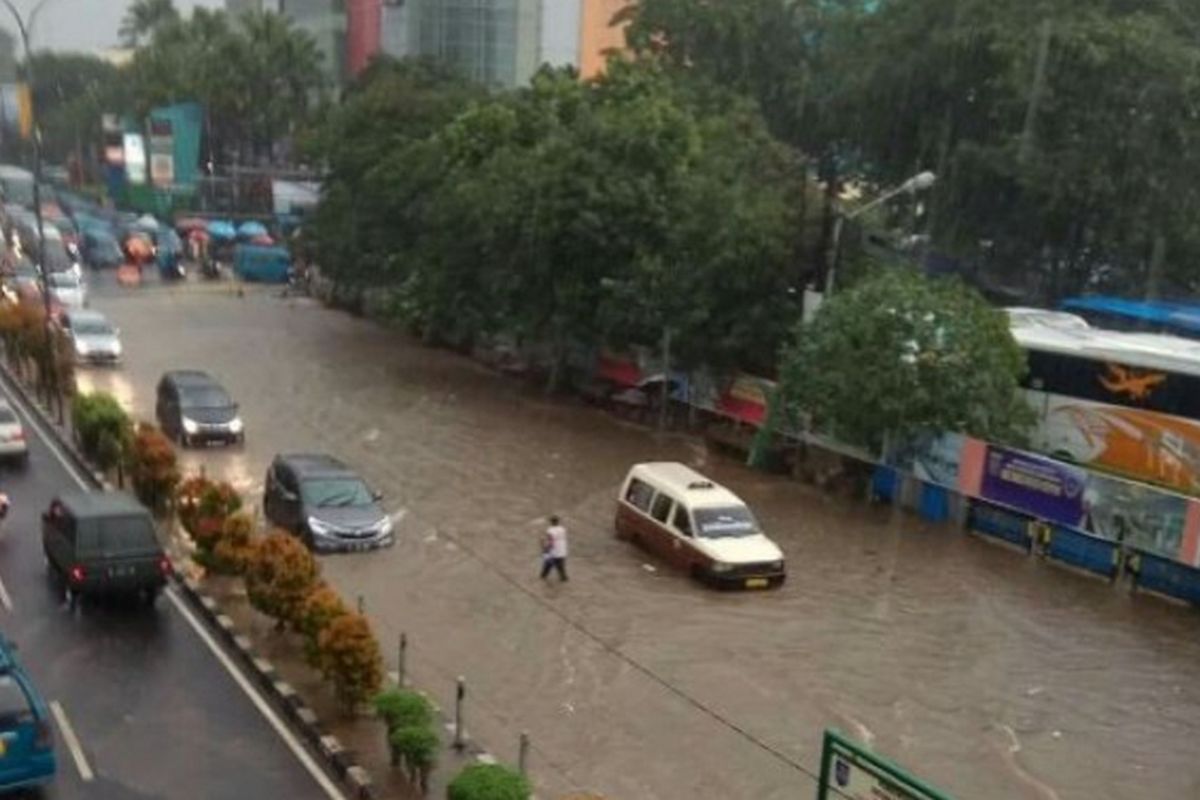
[{"left": 545, "top": 525, "right": 568, "bottom": 558}]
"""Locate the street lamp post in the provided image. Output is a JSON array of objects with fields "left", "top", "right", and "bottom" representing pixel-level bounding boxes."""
[
  {"left": 1, "top": 0, "right": 59, "bottom": 415},
  {"left": 823, "top": 170, "right": 937, "bottom": 296}
]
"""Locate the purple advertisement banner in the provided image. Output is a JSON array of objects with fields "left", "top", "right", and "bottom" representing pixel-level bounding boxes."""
[{"left": 980, "top": 447, "right": 1088, "bottom": 527}]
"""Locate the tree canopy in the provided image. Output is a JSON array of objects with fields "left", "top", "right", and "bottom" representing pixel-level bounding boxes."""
[
  {"left": 779, "top": 269, "right": 1033, "bottom": 454},
  {"left": 119, "top": 0, "right": 180, "bottom": 48},
  {"left": 627, "top": 0, "right": 1200, "bottom": 303},
  {"left": 304, "top": 59, "right": 804, "bottom": 378}
]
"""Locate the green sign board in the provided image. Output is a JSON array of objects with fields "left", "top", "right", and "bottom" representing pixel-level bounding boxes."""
[{"left": 817, "top": 730, "right": 956, "bottom": 800}]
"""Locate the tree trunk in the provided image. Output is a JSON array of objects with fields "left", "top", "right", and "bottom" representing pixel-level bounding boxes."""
[
  {"left": 658, "top": 327, "right": 672, "bottom": 431},
  {"left": 1145, "top": 230, "right": 1167, "bottom": 302}
]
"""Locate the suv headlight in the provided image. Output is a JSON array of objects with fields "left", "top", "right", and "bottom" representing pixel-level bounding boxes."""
[
  {"left": 710, "top": 562, "right": 734, "bottom": 573},
  {"left": 307, "top": 516, "right": 333, "bottom": 536},
  {"left": 111, "top": 340, "right": 122, "bottom": 355},
  {"left": 182, "top": 417, "right": 199, "bottom": 434},
  {"left": 74, "top": 339, "right": 89, "bottom": 355},
  {"left": 228, "top": 416, "right": 243, "bottom": 433}
]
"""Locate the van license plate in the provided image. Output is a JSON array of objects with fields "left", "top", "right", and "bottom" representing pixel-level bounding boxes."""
[{"left": 745, "top": 578, "right": 768, "bottom": 589}]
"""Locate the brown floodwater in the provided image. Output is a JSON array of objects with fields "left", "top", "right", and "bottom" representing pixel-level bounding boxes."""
[{"left": 82, "top": 277, "right": 1200, "bottom": 800}]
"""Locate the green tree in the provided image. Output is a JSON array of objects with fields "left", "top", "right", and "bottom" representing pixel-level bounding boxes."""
[
  {"left": 119, "top": 0, "right": 180, "bottom": 48},
  {"left": 780, "top": 269, "right": 1032, "bottom": 455},
  {"left": 127, "top": 7, "right": 322, "bottom": 167},
  {"left": 27, "top": 52, "right": 124, "bottom": 166}
]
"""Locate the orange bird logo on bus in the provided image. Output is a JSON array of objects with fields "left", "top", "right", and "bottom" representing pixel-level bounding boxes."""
[{"left": 1099, "top": 363, "right": 1166, "bottom": 401}]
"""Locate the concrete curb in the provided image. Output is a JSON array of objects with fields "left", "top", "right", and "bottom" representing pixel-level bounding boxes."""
[
  {"left": 0, "top": 362, "right": 379, "bottom": 799},
  {"left": 174, "top": 577, "right": 376, "bottom": 798}
]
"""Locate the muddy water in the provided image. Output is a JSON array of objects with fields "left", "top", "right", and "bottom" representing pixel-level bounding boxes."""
[{"left": 83, "top": 277, "right": 1200, "bottom": 800}]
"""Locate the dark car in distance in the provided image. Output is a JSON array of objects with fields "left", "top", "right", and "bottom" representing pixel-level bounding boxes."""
[
  {"left": 155, "top": 370, "right": 244, "bottom": 447},
  {"left": 263, "top": 453, "right": 394, "bottom": 553},
  {"left": 42, "top": 491, "right": 171, "bottom": 605}
]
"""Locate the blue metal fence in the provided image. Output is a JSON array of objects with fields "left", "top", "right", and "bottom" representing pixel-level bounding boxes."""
[
  {"left": 1134, "top": 552, "right": 1200, "bottom": 606},
  {"left": 967, "top": 501, "right": 1031, "bottom": 550},
  {"left": 1045, "top": 526, "right": 1118, "bottom": 579}
]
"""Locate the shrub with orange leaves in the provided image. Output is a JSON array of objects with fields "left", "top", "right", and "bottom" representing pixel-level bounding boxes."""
[
  {"left": 207, "top": 512, "right": 257, "bottom": 576},
  {"left": 298, "top": 582, "right": 350, "bottom": 666},
  {"left": 127, "top": 424, "right": 180, "bottom": 514},
  {"left": 316, "top": 612, "right": 383, "bottom": 712},
  {"left": 245, "top": 530, "right": 319, "bottom": 629}
]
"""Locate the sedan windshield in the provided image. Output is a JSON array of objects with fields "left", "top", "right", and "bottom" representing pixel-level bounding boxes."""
[
  {"left": 302, "top": 478, "right": 374, "bottom": 508},
  {"left": 74, "top": 319, "right": 113, "bottom": 336},
  {"left": 180, "top": 386, "right": 232, "bottom": 409},
  {"left": 692, "top": 506, "right": 760, "bottom": 539}
]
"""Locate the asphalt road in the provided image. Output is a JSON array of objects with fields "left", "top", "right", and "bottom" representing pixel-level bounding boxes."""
[{"left": 0, "top": 377, "right": 340, "bottom": 799}]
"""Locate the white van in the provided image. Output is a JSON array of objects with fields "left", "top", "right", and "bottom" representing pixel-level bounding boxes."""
[{"left": 615, "top": 462, "right": 786, "bottom": 589}]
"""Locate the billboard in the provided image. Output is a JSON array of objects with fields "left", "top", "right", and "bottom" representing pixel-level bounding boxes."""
[
  {"left": 148, "top": 117, "right": 174, "bottom": 187},
  {"left": 979, "top": 446, "right": 1088, "bottom": 528},
  {"left": 123, "top": 133, "right": 146, "bottom": 184}
]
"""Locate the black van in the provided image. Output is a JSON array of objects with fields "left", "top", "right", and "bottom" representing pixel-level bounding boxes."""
[
  {"left": 42, "top": 492, "right": 170, "bottom": 605},
  {"left": 155, "top": 370, "right": 244, "bottom": 447}
]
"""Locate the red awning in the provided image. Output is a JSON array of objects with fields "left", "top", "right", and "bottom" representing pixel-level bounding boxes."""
[
  {"left": 596, "top": 352, "right": 642, "bottom": 387},
  {"left": 716, "top": 375, "right": 772, "bottom": 426}
]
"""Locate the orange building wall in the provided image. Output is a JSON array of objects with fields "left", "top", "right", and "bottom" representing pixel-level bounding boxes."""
[{"left": 580, "top": 0, "right": 632, "bottom": 79}]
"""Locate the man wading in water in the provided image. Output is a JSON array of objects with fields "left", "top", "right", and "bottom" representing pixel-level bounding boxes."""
[{"left": 540, "top": 515, "right": 569, "bottom": 582}]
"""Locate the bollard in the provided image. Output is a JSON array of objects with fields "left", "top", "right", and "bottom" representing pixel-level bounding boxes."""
[
  {"left": 397, "top": 633, "right": 407, "bottom": 687},
  {"left": 518, "top": 731, "right": 530, "bottom": 775},
  {"left": 453, "top": 676, "right": 466, "bottom": 750}
]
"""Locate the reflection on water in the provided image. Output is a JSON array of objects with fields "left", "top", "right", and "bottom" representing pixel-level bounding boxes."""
[{"left": 74, "top": 367, "right": 136, "bottom": 412}]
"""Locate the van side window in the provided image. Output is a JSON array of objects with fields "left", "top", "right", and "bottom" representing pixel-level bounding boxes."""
[
  {"left": 624, "top": 479, "right": 655, "bottom": 512},
  {"left": 672, "top": 506, "right": 692, "bottom": 537},
  {"left": 650, "top": 493, "right": 674, "bottom": 523}
]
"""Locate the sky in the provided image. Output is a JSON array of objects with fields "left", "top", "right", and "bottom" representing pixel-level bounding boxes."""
[{"left": 1, "top": 0, "right": 222, "bottom": 53}]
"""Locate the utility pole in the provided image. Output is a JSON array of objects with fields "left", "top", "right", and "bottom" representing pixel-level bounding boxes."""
[{"left": 1, "top": 0, "right": 58, "bottom": 413}]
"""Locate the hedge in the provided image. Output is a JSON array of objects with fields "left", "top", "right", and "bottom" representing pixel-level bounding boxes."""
[{"left": 447, "top": 764, "right": 530, "bottom": 800}]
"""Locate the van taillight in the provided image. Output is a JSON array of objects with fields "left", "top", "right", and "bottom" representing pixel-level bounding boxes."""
[
  {"left": 158, "top": 556, "right": 172, "bottom": 576},
  {"left": 68, "top": 565, "right": 85, "bottom": 584},
  {"left": 34, "top": 719, "right": 52, "bottom": 750}
]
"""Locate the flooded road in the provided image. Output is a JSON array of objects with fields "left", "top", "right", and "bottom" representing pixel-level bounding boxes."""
[{"left": 81, "top": 276, "right": 1200, "bottom": 799}]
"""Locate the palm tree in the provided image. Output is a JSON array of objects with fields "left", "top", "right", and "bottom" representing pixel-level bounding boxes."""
[{"left": 118, "top": 0, "right": 180, "bottom": 48}]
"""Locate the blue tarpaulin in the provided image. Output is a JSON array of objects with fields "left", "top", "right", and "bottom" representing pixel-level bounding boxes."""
[
  {"left": 207, "top": 220, "right": 236, "bottom": 239},
  {"left": 237, "top": 221, "right": 268, "bottom": 238}
]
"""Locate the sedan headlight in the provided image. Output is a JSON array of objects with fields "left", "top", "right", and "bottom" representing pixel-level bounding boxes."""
[
  {"left": 111, "top": 340, "right": 122, "bottom": 355},
  {"left": 307, "top": 516, "right": 333, "bottom": 536},
  {"left": 378, "top": 517, "right": 394, "bottom": 537},
  {"left": 74, "top": 341, "right": 89, "bottom": 355},
  {"left": 710, "top": 562, "right": 734, "bottom": 573},
  {"left": 228, "top": 416, "right": 243, "bottom": 434},
  {"left": 181, "top": 417, "right": 199, "bottom": 434}
]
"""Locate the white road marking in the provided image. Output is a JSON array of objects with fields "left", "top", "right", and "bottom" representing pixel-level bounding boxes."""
[
  {"left": 1, "top": 380, "right": 346, "bottom": 800},
  {"left": 50, "top": 700, "right": 94, "bottom": 782},
  {"left": 165, "top": 588, "right": 347, "bottom": 800},
  {"left": 0, "top": 573, "right": 13, "bottom": 612}
]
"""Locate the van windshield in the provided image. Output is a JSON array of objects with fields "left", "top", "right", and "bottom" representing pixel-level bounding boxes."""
[{"left": 693, "top": 507, "right": 759, "bottom": 539}]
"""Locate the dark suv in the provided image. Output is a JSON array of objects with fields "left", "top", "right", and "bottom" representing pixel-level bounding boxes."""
[
  {"left": 155, "top": 370, "right": 244, "bottom": 447},
  {"left": 42, "top": 492, "right": 171, "bottom": 605},
  {"left": 263, "top": 454, "right": 394, "bottom": 553}
]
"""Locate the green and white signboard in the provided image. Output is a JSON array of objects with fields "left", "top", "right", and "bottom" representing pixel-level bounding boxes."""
[{"left": 817, "top": 730, "right": 956, "bottom": 800}]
